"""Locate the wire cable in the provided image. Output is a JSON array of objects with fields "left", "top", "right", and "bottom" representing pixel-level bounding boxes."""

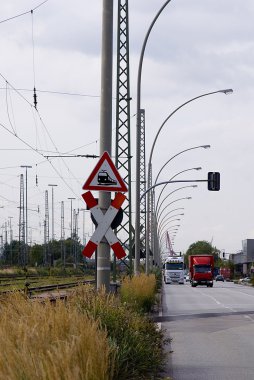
[{"left": 0, "top": 0, "right": 49, "bottom": 24}]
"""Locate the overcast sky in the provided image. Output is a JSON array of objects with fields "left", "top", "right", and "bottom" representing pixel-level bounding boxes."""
[{"left": 0, "top": 1, "right": 253, "bottom": 255}]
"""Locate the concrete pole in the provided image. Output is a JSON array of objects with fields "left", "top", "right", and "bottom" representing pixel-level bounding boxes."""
[{"left": 97, "top": 0, "right": 114, "bottom": 291}]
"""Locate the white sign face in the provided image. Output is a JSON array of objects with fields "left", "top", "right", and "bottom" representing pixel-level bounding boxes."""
[
  {"left": 82, "top": 151, "right": 128, "bottom": 192},
  {"left": 89, "top": 160, "right": 121, "bottom": 188}
]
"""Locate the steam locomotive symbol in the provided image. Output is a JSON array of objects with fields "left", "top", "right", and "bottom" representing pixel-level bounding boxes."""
[{"left": 97, "top": 170, "right": 117, "bottom": 186}]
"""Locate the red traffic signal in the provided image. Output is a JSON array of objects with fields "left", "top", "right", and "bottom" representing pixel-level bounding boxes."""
[{"left": 208, "top": 172, "right": 220, "bottom": 191}]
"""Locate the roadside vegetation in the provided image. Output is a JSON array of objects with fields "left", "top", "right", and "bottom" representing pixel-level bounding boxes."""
[{"left": 0, "top": 273, "right": 169, "bottom": 380}]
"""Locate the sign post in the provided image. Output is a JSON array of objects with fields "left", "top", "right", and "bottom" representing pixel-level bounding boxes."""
[
  {"left": 81, "top": 191, "right": 126, "bottom": 259},
  {"left": 82, "top": 151, "right": 127, "bottom": 291}
]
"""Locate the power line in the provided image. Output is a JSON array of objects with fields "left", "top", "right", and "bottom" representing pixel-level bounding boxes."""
[
  {"left": 0, "top": 87, "right": 100, "bottom": 98},
  {"left": 0, "top": 0, "right": 49, "bottom": 25}
]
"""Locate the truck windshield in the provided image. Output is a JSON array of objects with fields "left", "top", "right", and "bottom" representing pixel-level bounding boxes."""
[
  {"left": 165, "top": 262, "right": 183, "bottom": 270},
  {"left": 194, "top": 265, "right": 211, "bottom": 273}
]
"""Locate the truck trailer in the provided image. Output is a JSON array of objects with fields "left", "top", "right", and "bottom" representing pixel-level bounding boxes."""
[
  {"left": 220, "top": 267, "right": 231, "bottom": 281},
  {"left": 189, "top": 255, "right": 214, "bottom": 287}
]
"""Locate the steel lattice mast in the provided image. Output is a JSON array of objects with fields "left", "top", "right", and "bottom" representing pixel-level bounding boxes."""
[
  {"left": 139, "top": 109, "right": 146, "bottom": 256},
  {"left": 19, "top": 174, "right": 25, "bottom": 266},
  {"left": 115, "top": 0, "right": 133, "bottom": 269},
  {"left": 44, "top": 190, "right": 49, "bottom": 265},
  {"left": 60, "top": 201, "right": 65, "bottom": 267}
]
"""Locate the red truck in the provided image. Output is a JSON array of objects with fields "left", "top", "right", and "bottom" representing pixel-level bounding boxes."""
[
  {"left": 189, "top": 255, "right": 214, "bottom": 287},
  {"left": 220, "top": 267, "right": 231, "bottom": 281}
]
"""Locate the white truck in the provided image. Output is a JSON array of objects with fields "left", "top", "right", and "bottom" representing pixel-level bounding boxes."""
[{"left": 163, "top": 256, "right": 184, "bottom": 284}]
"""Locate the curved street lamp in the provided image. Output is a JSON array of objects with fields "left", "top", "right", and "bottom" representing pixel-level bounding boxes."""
[
  {"left": 156, "top": 185, "right": 197, "bottom": 219},
  {"left": 159, "top": 227, "right": 180, "bottom": 247},
  {"left": 158, "top": 210, "right": 185, "bottom": 233},
  {"left": 154, "top": 145, "right": 210, "bottom": 185},
  {"left": 143, "top": 90, "right": 232, "bottom": 273},
  {"left": 157, "top": 197, "right": 192, "bottom": 225},
  {"left": 158, "top": 218, "right": 181, "bottom": 236},
  {"left": 156, "top": 167, "right": 201, "bottom": 212},
  {"left": 148, "top": 169, "right": 199, "bottom": 268},
  {"left": 158, "top": 214, "right": 183, "bottom": 235},
  {"left": 135, "top": 0, "right": 174, "bottom": 275}
]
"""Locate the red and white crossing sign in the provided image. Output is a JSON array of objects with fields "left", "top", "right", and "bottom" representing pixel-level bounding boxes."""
[
  {"left": 82, "top": 151, "right": 127, "bottom": 192},
  {"left": 81, "top": 191, "right": 126, "bottom": 259}
]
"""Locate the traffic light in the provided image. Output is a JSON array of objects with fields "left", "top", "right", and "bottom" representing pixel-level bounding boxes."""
[{"left": 208, "top": 172, "right": 220, "bottom": 191}]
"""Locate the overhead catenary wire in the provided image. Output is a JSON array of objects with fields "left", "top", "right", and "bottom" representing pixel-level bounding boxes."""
[
  {"left": 31, "top": 9, "right": 38, "bottom": 109},
  {"left": 0, "top": 87, "right": 101, "bottom": 98},
  {"left": 0, "top": 72, "right": 99, "bottom": 191},
  {"left": 5, "top": 81, "right": 17, "bottom": 135},
  {"left": 0, "top": 0, "right": 49, "bottom": 25},
  {"left": 0, "top": 72, "right": 84, "bottom": 198},
  {"left": 0, "top": 119, "right": 81, "bottom": 199}
]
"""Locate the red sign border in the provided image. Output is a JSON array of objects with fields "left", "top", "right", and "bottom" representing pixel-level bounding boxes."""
[{"left": 82, "top": 151, "right": 128, "bottom": 192}]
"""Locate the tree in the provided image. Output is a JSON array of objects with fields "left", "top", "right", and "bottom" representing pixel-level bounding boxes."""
[{"left": 184, "top": 240, "right": 220, "bottom": 267}]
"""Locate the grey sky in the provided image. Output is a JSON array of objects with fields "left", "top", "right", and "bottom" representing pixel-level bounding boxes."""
[{"left": 0, "top": 1, "right": 253, "bottom": 255}]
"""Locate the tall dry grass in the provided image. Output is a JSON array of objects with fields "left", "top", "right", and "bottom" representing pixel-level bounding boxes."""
[
  {"left": 0, "top": 293, "right": 114, "bottom": 380},
  {"left": 120, "top": 273, "right": 157, "bottom": 312},
  {"left": 72, "top": 285, "right": 167, "bottom": 380}
]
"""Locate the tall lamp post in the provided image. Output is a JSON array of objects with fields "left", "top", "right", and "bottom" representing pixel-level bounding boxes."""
[
  {"left": 147, "top": 168, "right": 200, "bottom": 271},
  {"left": 145, "top": 90, "right": 232, "bottom": 274},
  {"left": 135, "top": 0, "right": 172, "bottom": 275}
]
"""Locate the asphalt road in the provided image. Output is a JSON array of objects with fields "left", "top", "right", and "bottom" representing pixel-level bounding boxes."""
[{"left": 160, "top": 281, "right": 254, "bottom": 380}]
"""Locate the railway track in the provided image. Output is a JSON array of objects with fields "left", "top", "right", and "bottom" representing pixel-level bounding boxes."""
[{"left": 0, "top": 279, "right": 95, "bottom": 298}]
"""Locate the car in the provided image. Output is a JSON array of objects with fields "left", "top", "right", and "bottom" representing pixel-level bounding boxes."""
[
  {"left": 215, "top": 275, "right": 224, "bottom": 282},
  {"left": 239, "top": 277, "right": 251, "bottom": 284}
]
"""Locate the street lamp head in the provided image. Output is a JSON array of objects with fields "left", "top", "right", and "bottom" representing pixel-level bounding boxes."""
[
  {"left": 186, "top": 197, "right": 192, "bottom": 200},
  {"left": 194, "top": 167, "right": 202, "bottom": 171},
  {"left": 192, "top": 185, "right": 198, "bottom": 188},
  {"left": 220, "top": 88, "right": 233, "bottom": 95},
  {"left": 202, "top": 145, "right": 210, "bottom": 149}
]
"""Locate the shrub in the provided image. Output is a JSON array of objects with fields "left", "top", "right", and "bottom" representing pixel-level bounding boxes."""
[
  {"left": 150, "top": 267, "right": 163, "bottom": 291},
  {"left": 120, "top": 273, "right": 157, "bottom": 313}
]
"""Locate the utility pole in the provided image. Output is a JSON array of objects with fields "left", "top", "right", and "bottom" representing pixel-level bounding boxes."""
[
  {"left": 44, "top": 190, "right": 49, "bottom": 265},
  {"left": 19, "top": 174, "right": 25, "bottom": 266},
  {"left": 68, "top": 197, "right": 75, "bottom": 266},
  {"left": 68, "top": 198, "right": 75, "bottom": 239},
  {"left": 48, "top": 184, "right": 58, "bottom": 241},
  {"left": 8, "top": 217, "right": 13, "bottom": 265},
  {"left": 61, "top": 201, "right": 65, "bottom": 268},
  {"left": 115, "top": 0, "right": 132, "bottom": 272},
  {"left": 73, "top": 209, "right": 79, "bottom": 268},
  {"left": 20, "top": 165, "right": 32, "bottom": 266},
  {"left": 97, "top": 0, "right": 114, "bottom": 291}
]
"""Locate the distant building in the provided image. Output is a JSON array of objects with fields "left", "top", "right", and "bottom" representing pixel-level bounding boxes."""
[{"left": 230, "top": 239, "right": 254, "bottom": 275}]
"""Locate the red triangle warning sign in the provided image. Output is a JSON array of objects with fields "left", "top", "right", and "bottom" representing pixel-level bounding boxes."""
[{"left": 82, "top": 151, "right": 128, "bottom": 192}]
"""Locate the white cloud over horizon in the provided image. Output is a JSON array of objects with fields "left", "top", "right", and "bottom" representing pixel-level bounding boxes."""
[{"left": 0, "top": 0, "right": 253, "bottom": 255}]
